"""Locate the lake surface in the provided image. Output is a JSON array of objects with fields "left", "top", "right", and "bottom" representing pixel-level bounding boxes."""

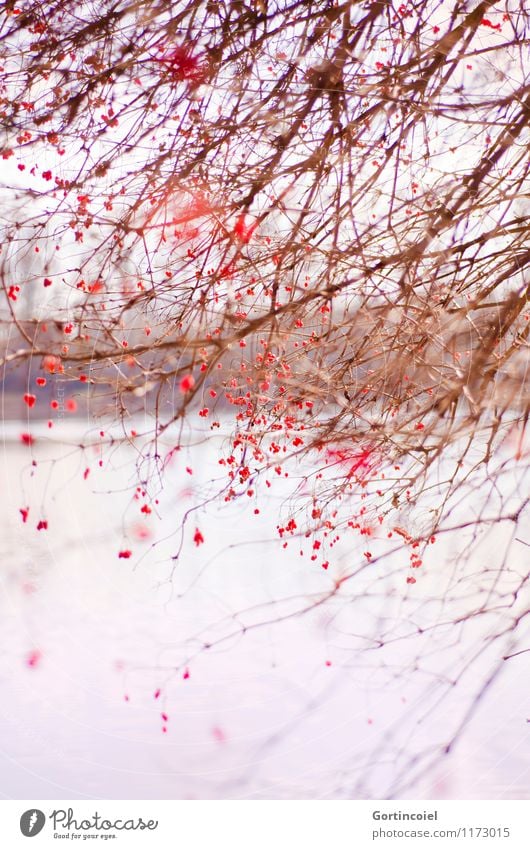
[{"left": 0, "top": 419, "right": 528, "bottom": 799}]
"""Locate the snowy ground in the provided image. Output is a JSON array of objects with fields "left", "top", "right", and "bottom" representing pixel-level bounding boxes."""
[{"left": 0, "top": 418, "right": 528, "bottom": 799}]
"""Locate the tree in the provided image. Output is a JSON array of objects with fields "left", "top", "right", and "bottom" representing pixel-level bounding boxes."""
[{"left": 1, "top": 0, "right": 529, "bottom": 797}]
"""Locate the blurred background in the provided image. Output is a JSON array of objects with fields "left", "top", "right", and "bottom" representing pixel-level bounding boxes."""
[{"left": 1, "top": 416, "right": 528, "bottom": 800}]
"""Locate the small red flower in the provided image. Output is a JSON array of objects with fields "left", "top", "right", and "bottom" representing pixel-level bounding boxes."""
[
  {"left": 23, "top": 393, "right": 36, "bottom": 408},
  {"left": 118, "top": 549, "right": 132, "bottom": 559},
  {"left": 20, "top": 433, "right": 34, "bottom": 446},
  {"left": 37, "top": 520, "right": 48, "bottom": 531},
  {"left": 160, "top": 45, "right": 207, "bottom": 84},
  {"left": 26, "top": 649, "right": 42, "bottom": 668},
  {"left": 42, "top": 355, "right": 62, "bottom": 374},
  {"left": 481, "top": 17, "right": 501, "bottom": 30},
  {"left": 193, "top": 528, "right": 204, "bottom": 546},
  {"left": 20, "top": 507, "right": 29, "bottom": 523},
  {"left": 179, "top": 374, "right": 195, "bottom": 393},
  {"left": 65, "top": 398, "right": 77, "bottom": 413},
  {"left": 233, "top": 214, "right": 256, "bottom": 244}
]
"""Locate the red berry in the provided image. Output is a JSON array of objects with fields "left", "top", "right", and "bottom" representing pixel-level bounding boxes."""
[{"left": 179, "top": 374, "right": 195, "bottom": 393}]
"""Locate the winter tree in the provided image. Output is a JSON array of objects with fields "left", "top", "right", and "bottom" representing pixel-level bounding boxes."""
[{"left": 1, "top": 0, "right": 529, "bottom": 797}]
